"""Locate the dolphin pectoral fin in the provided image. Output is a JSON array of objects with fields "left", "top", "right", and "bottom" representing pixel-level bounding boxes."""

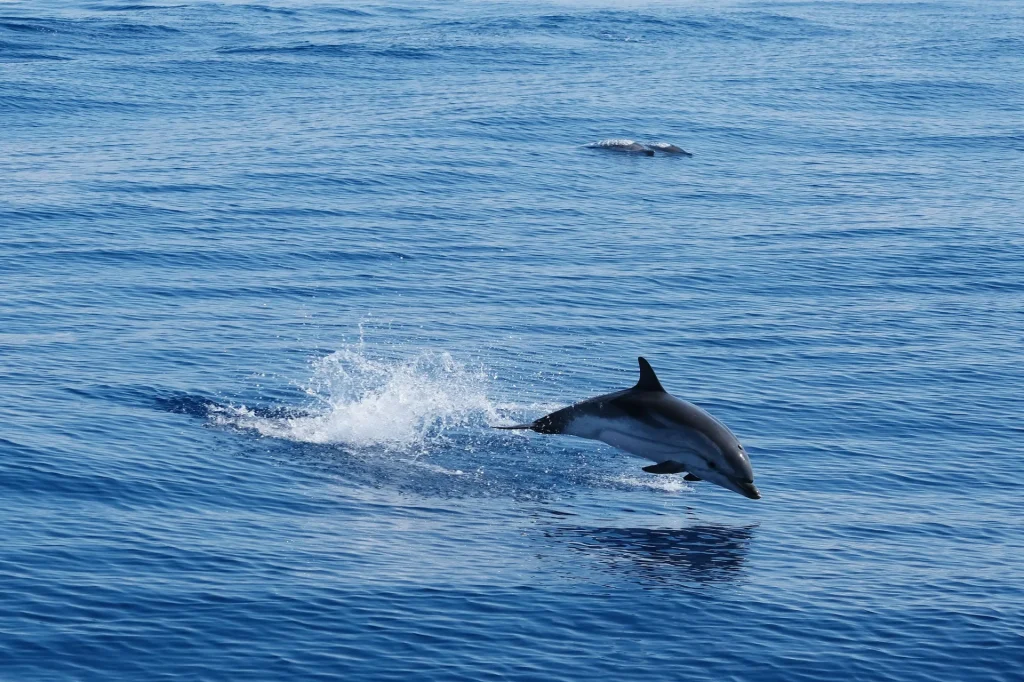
[
  {"left": 642, "top": 460, "right": 687, "bottom": 475},
  {"left": 684, "top": 473, "right": 702, "bottom": 482}
]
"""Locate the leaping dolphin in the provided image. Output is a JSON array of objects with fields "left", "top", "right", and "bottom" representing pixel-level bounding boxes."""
[{"left": 497, "top": 357, "right": 760, "bottom": 500}]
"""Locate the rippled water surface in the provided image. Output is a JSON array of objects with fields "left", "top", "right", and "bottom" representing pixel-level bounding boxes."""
[{"left": 2, "top": 0, "right": 1023, "bottom": 680}]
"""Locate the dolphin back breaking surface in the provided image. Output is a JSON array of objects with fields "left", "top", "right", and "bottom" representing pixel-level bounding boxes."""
[
  {"left": 585, "top": 139, "right": 693, "bottom": 156},
  {"left": 497, "top": 357, "right": 760, "bottom": 500}
]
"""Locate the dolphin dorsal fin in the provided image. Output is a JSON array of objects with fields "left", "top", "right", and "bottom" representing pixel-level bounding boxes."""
[{"left": 635, "top": 357, "right": 666, "bottom": 392}]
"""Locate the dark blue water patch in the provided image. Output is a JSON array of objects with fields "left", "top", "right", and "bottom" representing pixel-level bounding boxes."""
[
  {"left": 2, "top": 580, "right": 1019, "bottom": 682},
  {"left": 236, "top": 167, "right": 534, "bottom": 197},
  {"left": 242, "top": 170, "right": 392, "bottom": 189},
  {"left": 216, "top": 41, "right": 370, "bottom": 57},
  {"left": 153, "top": 390, "right": 307, "bottom": 421},
  {"left": 537, "top": 10, "right": 708, "bottom": 39},
  {"left": 0, "top": 453, "right": 182, "bottom": 509},
  {"left": 209, "top": 205, "right": 362, "bottom": 220},
  {"left": 319, "top": 7, "right": 375, "bottom": 18},
  {"left": 547, "top": 524, "right": 756, "bottom": 585},
  {"left": 5, "top": 246, "right": 416, "bottom": 272},
  {"left": 84, "top": 180, "right": 233, "bottom": 195},
  {"left": 1, "top": 427, "right": 343, "bottom": 517},
  {"left": 0, "top": 19, "right": 60, "bottom": 34},
  {"left": 374, "top": 5, "right": 430, "bottom": 15},
  {"left": 0, "top": 91, "right": 146, "bottom": 115},
  {"left": 0, "top": 14, "right": 182, "bottom": 44},
  {"left": 986, "top": 35, "right": 1024, "bottom": 55},
  {"left": 737, "top": 11, "right": 847, "bottom": 37},
  {"left": 93, "top": 18, "right": 182, "bottom": 35},
  {"left": 64, "top": 383, "right": 176, "bottom": 408},
  {"left": 0, "top": 45, "right": 72, "bottom": 61},
  {"left": 911, "top": 132, "right": 1024, "bottom": 151},
  {"left": 0, "top": 203, "right": 189, "bottom": 225},
  {"left": 840, "top": 77, "right": 1015, "bottom": 111},
  {"left": 214, "top": 39, "right": 577, "bottom": 66},
  {"left": 235, "top": 4, "right": 300, "bottom": 17},
  {"left": 432, "top": 7, "right": 846, "bottom": 46},
  {"left": 911, "top": 34, "right": 1024, "bottom": 61},
  {"left": 107, "top": 280, "right": 401, "bottom": 302}
]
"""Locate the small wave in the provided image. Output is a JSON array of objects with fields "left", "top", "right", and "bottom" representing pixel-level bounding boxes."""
[
  {"left": 0, "top": 53, "right": 73, "bottom": 62},
  {"left": 212, "top": 346, "right": 502, "bottom": 451},
  {"left": 0, "top": 20, "right": 59, "bottom": 33},
  {"left": 321, "top": 8, "right": 373, "bottom": 18},
  {"left": 89, "top": 4, "right": 187, "bottom": 11},
  {"left": 216, "top": 43, "right": 437, "bottom": 60}
]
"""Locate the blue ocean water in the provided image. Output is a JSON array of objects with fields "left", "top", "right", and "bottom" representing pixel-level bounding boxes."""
[{"left": 2, "top": 0, "right": 1023, "bottom": 679}]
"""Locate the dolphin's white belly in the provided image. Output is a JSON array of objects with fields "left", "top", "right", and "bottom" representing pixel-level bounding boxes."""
[{"left": 564, "top": 414, "right": 719, "bottom": 465}]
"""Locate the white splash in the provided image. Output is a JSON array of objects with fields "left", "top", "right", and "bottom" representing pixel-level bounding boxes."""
[
  {"left": 213, "top": 347, "right": 501, "bottom": 451},
  {"left": 607, "top": 474, "right": 692, "bottom": 494}
]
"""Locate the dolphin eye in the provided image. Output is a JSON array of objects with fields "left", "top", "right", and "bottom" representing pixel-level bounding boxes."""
[{"left": 708, "top": 461, "right": 718, "bottom": 470}]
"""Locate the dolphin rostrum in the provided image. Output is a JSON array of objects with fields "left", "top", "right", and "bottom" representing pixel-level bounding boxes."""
[{"left": 497, "top": 357, "right": 760, "bottom": 500}]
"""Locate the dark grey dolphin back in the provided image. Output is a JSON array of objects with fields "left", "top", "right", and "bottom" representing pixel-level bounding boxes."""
[
  {"left": 493, "top": 400, "right": 594, "bottom": 434},
  {"left": 495, "top": 357, "right": 665, "bottom": 434}
]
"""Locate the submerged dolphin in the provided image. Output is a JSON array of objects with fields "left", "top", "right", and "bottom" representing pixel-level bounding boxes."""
[
  {"left": 586, "top": 139, "right": 655, "bottom": 156},
  {"left": 642, "top": 141, "right": 693, "bottom": 156},
  {"left": 497, "top": 357, "right": 760, "bottom": 500},
  {"left": 586, "top": 139, "right": 693, "bottom": 157}
]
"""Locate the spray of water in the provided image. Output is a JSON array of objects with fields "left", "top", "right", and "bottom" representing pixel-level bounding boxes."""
[
  {"left": 607, "top": 474, "right": 691, "bottom": 494},
  {"left": 206, "top": 344, "right": 694, "bottom": 495},
  {"left": 212, "top": 346, "right": 503, "bottom": 451}
]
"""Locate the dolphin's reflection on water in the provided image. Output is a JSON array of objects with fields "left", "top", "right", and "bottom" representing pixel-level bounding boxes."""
[{"left": 547, "top": 524, "right": 756, "bottom": 585}]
